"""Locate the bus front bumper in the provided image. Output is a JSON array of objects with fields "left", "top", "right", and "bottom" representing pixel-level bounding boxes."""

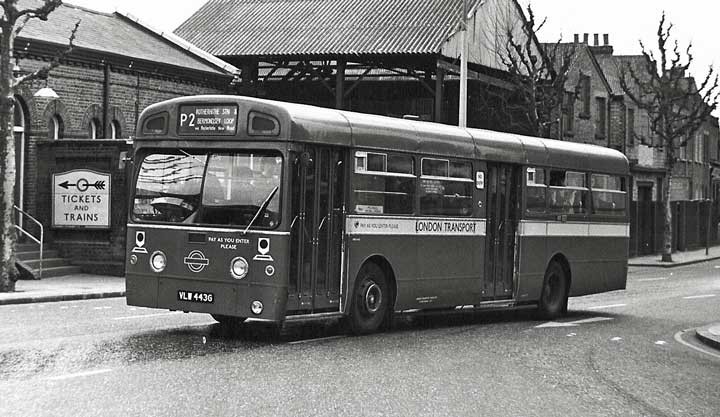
[{"left": 126, "top": 274, "right": 287, "bottom": 322}]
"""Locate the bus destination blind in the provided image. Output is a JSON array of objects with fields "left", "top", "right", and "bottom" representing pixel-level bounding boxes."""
[{"left": 178, "top": 104, "right": 238, "bottom": 135}]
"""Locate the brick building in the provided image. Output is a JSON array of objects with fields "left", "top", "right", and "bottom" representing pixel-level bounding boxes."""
[
  {"left": 546, "top": 34, "right": 719, "bottom": 205},
  {"left": 13, "top": 2, "right": 237, "bottom": 275}
]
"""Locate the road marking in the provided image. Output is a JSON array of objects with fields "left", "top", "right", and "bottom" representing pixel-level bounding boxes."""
[
  {"left": 566, "top": 333, "right": 577, "bottom": 337},
  {"left": 535, "top": 316, "right": 614, "bottom": 328},
  {"left": 47, "top": 369, "right": 113, "bottom": 381},
  {"left": 587, "top": 304, "right": 627, "bottom": 310},
  {"left": 535, "top": 321, "right": 577, "bottom": 328},
  {"left": 638, "top": 277, "right": 668, "bottom": 282},
  {"left": 93, "top": 306, "right": 112, "bottom": 310},
  {"left": 674, "top": 330, "right": 720, "bottom": 360},
  {"left": 288, "top": 335, "right": 347, "bottom": 345},
  {"left": 611, "top": 337, "right": 622, "bottom": 341},
  {"left": 572, "top": 317, "right": 615, "bottom": 325},
  {"left": 683, "top": 294, "right": 716, "bottom": 300},
  {"left": 113, "top": 312, "right": 182, "bottom": 320},
  {"left": 655, "top": 341, "right": 667, "bottom": 346}
]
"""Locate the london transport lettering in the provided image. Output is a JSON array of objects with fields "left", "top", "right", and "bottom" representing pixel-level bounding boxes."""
[
  {"left": 415, "top": 220, "right": 477, "bottom": 234},
  {"left": 347, "top": 217, "right": 485, "bottom": 236}
]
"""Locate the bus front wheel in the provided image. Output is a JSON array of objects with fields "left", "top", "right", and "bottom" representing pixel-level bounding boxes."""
[
  {"left": 538, "top": 262, "right": 568, "bottom": 319},
  {"left": 349, "top": 262, "right": 390, "bottom": 335}
]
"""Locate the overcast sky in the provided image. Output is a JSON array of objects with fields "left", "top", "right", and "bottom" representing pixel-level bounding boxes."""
[{"left": 67, "top": 0, "right": 718, "bottom": 79}]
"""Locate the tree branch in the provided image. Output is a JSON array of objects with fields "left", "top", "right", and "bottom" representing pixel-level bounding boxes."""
[{"left": 12, "top": 18, "right": 80, "bottom": 88}]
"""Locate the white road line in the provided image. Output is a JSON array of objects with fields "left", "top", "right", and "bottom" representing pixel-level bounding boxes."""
[
  {"left": 113, "top": 312, "right": 182, "bottom": 320},
  {"left": 638, "top": 277, "right": 669, "bottom": 282},
  {"left": 47, "top": 369, "right": 113, "bottom": 381},
  {"left": 610, "top": 337, "right": 622, "bottom": 342},
  {"left": 655, "top": 341, "right": 667, "bottom": 345},
  {"left": 674, "top": 330, "right": 720, "bottom": 360},
  {"left": 288, "top": 335, "right": 347, "bottom": 345},
  {"left": 572, "top": 317, "right": 615, "bottom": 325},
  {"left": 587, "top": 304, "right": 627, "bottom": 310},
  {"left": 683, "top": 294, "right": 717, "bottom": 300}
]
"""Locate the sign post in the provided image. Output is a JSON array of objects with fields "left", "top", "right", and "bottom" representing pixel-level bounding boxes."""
[{"left": 52, "top": 170, "right": 111, "bottom": 229}]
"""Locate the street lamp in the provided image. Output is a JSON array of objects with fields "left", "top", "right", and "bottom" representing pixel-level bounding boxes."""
[{"left": 458, "top": 0, "right": 484, "bottom": 128}]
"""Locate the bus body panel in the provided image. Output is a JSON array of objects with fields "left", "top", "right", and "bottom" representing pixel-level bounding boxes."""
[
  {"left": 126, "top": 224, "right": 290, "bottom": 321},
  {"left": 130, "top": 95, "right": 631, "bottom": 326}
]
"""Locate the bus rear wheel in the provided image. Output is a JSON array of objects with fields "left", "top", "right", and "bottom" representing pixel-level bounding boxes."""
[
  {"left": 538, "top": 262, "right": 568, "bottom": 319},
  {"left": 211, "top": 314, "right": 247, "bottom": 328},
  {"left": 349, "top": 262, "right": 390, "bottom": 335}
]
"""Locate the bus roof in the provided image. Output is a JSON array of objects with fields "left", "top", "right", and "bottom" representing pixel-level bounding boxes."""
[{"left": 137, "top": 95, "right": 629, "bottom": 175}]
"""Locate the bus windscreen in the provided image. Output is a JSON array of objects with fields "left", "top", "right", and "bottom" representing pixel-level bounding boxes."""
[{"left": 132, "top": 151, "right": 282, "bottom": 228}]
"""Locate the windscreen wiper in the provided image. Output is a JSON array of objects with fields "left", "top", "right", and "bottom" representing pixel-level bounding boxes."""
[{"left": 243, "top": 186, "right": 279, "bottom": 235}]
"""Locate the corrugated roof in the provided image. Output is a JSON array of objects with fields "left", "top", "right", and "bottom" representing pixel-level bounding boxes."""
[
  {"left": 175, "top": 0, "right": 466, "bottom": 57},
  {"left": 16, "top": 0, "right": 235, "bottom": 75}
]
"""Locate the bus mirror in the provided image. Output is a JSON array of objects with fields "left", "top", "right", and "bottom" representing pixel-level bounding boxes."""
[{"left": 301, "top": 152, "right": 313, "bottom": 166}]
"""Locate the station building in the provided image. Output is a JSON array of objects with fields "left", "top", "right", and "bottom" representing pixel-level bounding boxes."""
[{"left": 13, "top": 2, "right": 236, "bottom": 275}]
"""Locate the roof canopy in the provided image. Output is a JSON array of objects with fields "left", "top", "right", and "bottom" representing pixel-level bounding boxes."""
[
  {"left": 17, "top": 0, "right": 236, "bottom": 76},
  {"left": 175, "top": 0, "right": 466, "bottom": 58}
]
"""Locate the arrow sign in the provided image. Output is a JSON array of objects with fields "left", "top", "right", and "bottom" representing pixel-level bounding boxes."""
[{"left": 59, "top": 179, "right": 106, "bottom": 192}]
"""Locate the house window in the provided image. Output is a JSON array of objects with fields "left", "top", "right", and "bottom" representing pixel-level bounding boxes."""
[
  {"left": 13, "top": 96, "right": 26, "bottom": 214},
  {"left": 89, "top": 118, "right": 101, "bottom": 139},
  {"left": 595, "top": 97, "right": 607, "bottom": 139},
  {"left": 563, "top": 92, "right": 574, "bottom": 135},
  {"left": 580, "top": 75, "right": 591, "bottom": 117},
  {"left": 48, "top": 115, "right": 64, "bottom": 140},
  {"left": 110, "top": 120, "right": 121, "bottom": 139},
  {"left": 695, "top": 133, "right": 705, "bottom": 162},
  {"left": 627, "top": 108, "right": 635, "bottom": 145}
]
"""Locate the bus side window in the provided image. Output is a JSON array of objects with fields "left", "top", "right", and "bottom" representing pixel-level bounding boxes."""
[
  {"left": 353, "top": 152, "right": 415, "bottom": 215},
  {"left": 591, "top": 174, "right": 627, "bottom": 216},
  {"left": 548, "top": 170, "right": 588, "bottom": 215},
  {"left": 419, "top": 158, "right": 473, "bottom": 217},
  {"left": 526, "top": 167, "right": 546, "bottom": 214}
]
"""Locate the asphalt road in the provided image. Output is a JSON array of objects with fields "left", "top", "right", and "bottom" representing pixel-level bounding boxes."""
[{"left": 1, "top": 261, "right": 719, "bottom": 417}]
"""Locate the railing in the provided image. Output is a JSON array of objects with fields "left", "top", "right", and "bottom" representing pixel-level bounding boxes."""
[{"left": 13, "top": 205, "right": 43, "bottom": 278}]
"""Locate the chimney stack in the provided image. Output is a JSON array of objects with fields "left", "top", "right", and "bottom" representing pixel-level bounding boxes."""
[
  {"left": 594, "top": 33, "right": 599, "bottom": 46},
  {"left": 574, "top": 34, "right": 580, "bottom": 43},
  {"left": 603, "top": 34, "right": 609, "bottom": 46},
  {"left": 583, "top": 33, "right": 589, "bottom": 44}
]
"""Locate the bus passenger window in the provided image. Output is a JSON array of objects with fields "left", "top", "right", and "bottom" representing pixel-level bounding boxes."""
[
  {"left": 420, "top": 158, "right": 473, "bottom": 216},
  {"left": 526, "top": 167, "right": 546, "bottom": 213},
  {"left": 548, "top": 170, "right": 588, "bottom": 215},
  {"left": 591, "top": 174, "right": 626, "bottom": 216},
  {"left": 353, "top": 152, "right": 415, "bottom": 215}
]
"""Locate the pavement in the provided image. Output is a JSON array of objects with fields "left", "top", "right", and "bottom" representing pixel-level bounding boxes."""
[{"left": 0, "top": 246, "right": 718, "bottom": 352}]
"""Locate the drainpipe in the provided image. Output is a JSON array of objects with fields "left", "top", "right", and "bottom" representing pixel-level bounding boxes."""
[{"left": 103, "top": 63, "right": 110, "bottom": 138}]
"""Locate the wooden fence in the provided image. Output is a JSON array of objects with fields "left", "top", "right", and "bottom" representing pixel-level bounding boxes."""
[{"left": 629, "top": 200, "right": 720, "bottom": 257}]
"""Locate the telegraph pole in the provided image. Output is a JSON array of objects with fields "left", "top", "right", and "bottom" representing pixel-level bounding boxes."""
[{"left": 458, "top": 0, "right": 468, "bottom": 128}]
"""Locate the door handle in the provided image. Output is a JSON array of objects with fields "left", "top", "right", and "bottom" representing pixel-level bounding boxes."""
[{"left": 318, "top": 214, "right": 328, "bottom": 232}]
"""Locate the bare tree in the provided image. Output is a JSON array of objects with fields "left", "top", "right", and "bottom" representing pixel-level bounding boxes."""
[
  {"left": 490, "top": 4, "right": 575, "bottom": 138},
  {"left": 0, "top": 0, "right": 78, "bottom": 291},
  {"left": 620, "top": 12, "right": 719, "bottom": 262}
]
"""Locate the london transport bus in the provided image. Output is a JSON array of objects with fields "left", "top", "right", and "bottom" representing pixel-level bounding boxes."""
[{"left": 126, "top": 95, "right": 629, "bottom": 334}]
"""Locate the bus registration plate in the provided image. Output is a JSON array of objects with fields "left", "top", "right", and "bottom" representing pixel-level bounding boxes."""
[{"left": 177, "top": 290, "right": 214, "bottom": 304}]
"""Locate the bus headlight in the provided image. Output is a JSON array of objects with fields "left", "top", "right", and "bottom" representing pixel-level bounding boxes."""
[
  {"left": 150, "top": 251, "right": 167, "bottom": 273},
  {"left": 251, "top": 300, "right": 264, "bottom": 315},
  {"left": 230, "top": 257, "right": 249, "bottom": 279}
]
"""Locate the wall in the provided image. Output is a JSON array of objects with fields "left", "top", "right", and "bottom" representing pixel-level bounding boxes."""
[
  {"left": 36, "top": 140, "right": 131, "bottom": 275},
  {"left": 14, "top": 56, "right": 229, "bottom": 275}
]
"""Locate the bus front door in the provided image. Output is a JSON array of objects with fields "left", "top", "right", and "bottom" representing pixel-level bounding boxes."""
[
  {"left": 289, "top": 147, "right": 345, "bottom": 313},
  {"left": 484, "top": 163, "right": 520, "bottom": 300}
]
